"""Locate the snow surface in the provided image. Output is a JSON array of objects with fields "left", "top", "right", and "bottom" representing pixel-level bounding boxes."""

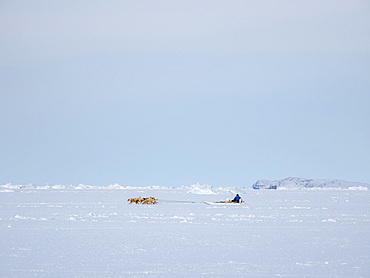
[{"left": 1, "top": 187, "right": 370, "bottom": 277}]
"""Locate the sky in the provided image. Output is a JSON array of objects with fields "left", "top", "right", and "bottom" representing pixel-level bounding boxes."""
[{"left": 1, "top": 0, "right": 370, "bottom": 187}]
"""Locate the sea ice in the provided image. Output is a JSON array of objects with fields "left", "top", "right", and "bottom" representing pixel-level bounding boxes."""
[{"left": 0, "top": 187, "right": 369, "bottom": 277}]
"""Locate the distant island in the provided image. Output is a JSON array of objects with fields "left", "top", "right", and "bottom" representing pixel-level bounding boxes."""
[{"left": 252, "top": 177, "right": 369, "bottom": 190}]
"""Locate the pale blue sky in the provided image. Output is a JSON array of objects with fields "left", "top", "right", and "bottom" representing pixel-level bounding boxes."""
[{"left": 1, "top": 1, "right": 370, "bottom": 187}]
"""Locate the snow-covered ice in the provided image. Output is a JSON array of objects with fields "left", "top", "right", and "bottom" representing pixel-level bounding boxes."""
[
  {"left": 1, "top": 187, "right": 369, "bottom": 277},
  {"left": 187, "top": 182, "right": 216, "bottom": 195}
]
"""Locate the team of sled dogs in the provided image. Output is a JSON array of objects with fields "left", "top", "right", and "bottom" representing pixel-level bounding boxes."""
[{"left": 127, "top": 196, "right": 158, "bottom": 205}]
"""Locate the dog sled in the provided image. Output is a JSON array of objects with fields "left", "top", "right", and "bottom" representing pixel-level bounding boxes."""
[{"left": 203, "top": 201, "right": 242, "bottom": 205}]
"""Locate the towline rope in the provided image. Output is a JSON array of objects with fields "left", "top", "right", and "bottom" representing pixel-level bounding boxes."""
[{"left": 158, "top": 199, "right": 200, "bottom": 204}]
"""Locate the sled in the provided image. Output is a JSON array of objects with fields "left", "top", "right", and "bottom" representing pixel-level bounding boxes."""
[{"left": 203, "top": 201, "right": 241, "bottom": 205}]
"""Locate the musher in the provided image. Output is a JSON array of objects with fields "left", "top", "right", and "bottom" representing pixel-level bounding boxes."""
[{"left": 232, "top": 194, "right": 242, "bottom": 203}]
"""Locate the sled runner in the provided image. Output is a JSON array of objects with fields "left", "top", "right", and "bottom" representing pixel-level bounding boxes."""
[{"left": 203, "top": 201, "right": 241, "bottom": 205}]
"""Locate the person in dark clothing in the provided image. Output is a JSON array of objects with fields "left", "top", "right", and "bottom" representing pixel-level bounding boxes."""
[{"left": 232, "top": 194, "right": 241, "bottom": 203}]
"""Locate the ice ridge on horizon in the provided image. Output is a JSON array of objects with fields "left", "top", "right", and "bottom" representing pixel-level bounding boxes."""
[{"left": 1, "top": 178, "right": 369, "bottom": 191}]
